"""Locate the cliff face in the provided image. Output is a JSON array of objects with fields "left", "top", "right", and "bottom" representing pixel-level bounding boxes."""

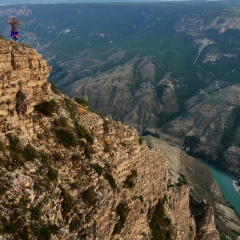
[
  {"left": 0, "top": 39, "right": 52, "bottom": 136},
  {"left": 0, "top": 39, "right": 219, "bottom": 240},
  {"left": 144, "top": 135, "right": 240, "bottom": 239}
]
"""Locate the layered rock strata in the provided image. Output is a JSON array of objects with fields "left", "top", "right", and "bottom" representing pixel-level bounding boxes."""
[
  {"left": 144, "top": 135, "right": 240, "bottom": 240},
  {"left": 0, "top": 39, "right": 220, "bottom": 240},
  {"left": 0, "top": 39, "right": 52, "bottom": 137}
]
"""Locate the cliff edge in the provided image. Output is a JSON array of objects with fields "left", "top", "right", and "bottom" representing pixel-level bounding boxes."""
[{"left": 0, "top": 39, "right": 219, "bottom": 240}]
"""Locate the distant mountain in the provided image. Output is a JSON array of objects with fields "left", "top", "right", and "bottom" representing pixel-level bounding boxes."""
[
  {"left": 1, "top": 0, "right": 203, "bottom": 5},
  {"left": 0, "top": 1, "right": 240, "bottom": 179}
]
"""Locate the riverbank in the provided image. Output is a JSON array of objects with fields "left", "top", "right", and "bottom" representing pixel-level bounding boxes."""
[
  {"left": 198, "top": 161, "right": 240, "bottom": 216},
  {"left": 233, "top": 180, "right": 240, "bottom": 195}
]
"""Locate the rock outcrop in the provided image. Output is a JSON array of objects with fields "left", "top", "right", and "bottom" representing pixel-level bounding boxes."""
[
  {"left": 144, "top": 135, "right": 240, "bottom": 240},
  {"left": 0, "top": 39, "right": 52, "bottom": 137},
  {"left": 0, "top": 39, "right": 220, "bottom": 239}
]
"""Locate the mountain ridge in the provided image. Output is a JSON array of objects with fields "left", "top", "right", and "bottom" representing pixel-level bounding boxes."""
[{"left": 19, "top": 1, "right": 240, "bottom": 179}]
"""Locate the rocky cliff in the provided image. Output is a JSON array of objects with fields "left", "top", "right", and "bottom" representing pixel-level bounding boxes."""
[
  {"left": 144, "top": 135, "right": 240, "bottom": 240},
  {"left": 0, "top": 38, "right": 52, "bottom": 135},
  {"left": 0, "top": 39, "right": 221, "bottom": 239}
]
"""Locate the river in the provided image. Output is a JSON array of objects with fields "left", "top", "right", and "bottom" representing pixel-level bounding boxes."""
[{"left": 200, "top": 161, "right": 240, "bottom": 216}]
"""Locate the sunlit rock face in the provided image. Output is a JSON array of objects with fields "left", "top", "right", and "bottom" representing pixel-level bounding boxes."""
[
  {"left": 0, "top": 39, "right": 52, "bottom": 137},
  {"left": 0, "top": 38, "right": 220, "bottom": 240}
]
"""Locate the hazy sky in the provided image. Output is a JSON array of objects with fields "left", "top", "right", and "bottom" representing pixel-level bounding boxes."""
[
  {"left": 4, "top": 0, "right": 222, "bottom": 3},
  {"left": 1, "top": 0, "right": 225, "bottom": 5}
]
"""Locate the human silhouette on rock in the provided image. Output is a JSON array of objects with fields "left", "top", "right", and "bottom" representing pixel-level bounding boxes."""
[{"left": 7, "top": 17, "right": 22, "bottom": 42}]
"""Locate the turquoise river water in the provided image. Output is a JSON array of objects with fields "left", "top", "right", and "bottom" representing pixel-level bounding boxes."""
[{"left": 200, "top": 161, "right": 240, "bottom": 216}]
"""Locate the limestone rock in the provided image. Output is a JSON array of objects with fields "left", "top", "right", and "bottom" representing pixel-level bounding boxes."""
[{"left": 0, "top": 38, "right": 220, "bottom": 240}]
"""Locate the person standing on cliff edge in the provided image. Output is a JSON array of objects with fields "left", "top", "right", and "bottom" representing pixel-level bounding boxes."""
[{"left": 7, "top": 17, "right": 22, "bottom": 42}]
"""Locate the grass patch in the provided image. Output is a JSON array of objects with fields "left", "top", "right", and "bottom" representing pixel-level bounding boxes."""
[
  {"left": 35, "top": 223, "right": 60, "bottom": 240},
  {"left": 81, "top": 187, "right": 98, "bottom": 207},
  {"left": 50, "top": 81, "right": 60, "bottom": 94},
  {"left": 90, "top": 164, "right": 103, "bottom": 176},
  {"left": 6, "top": 222, "right": 17, "bottom": 234},
  {"left": 31, "top": 201, "right": 45, "bottom": 221},
  {"left": 176, "top": 174, "right": 188, "bottom": 187},
  {"left": 53, "top": 117, "right": 68, "bottom": 128},
  {"left": 64, "top": 98, "right": 78, "bottom": 120},
  {"left": 148, "top": 198, "right": 172, "bottom": 240},
  {"left": 112, "top": 202, "right": 130, "bottom": 235},
  {"left": 52, "top": 152, "right": 63, "bottom": 162},
  {"left": 89, "top": 108, "right": 105, "bottom": 119},
  {"left": 75, "top": 122, "right": 94, "bottom": 145},
  {"left": 39, "top": 152, "right": 50, "bottom": 165},
  {"left": 47, "top": 166, "right": 58, "bottom": 182},
  {"left": 7, "top": 134, "right": 20, "bottom": 152},
  {"left": 54, "top": 128, "right": 78, "bottom": 148},
  {"left": 33, "top": 178, "right": 51, "bottom": 192},
  {"left": 4, "top": 207, "right": 27, "bottom": 236},
  {"left": 123, "top": 170, "right": 137, "bottom": 188},
  {"left": 0, "top": 177, "right": 9, "bottom": 196},
  {"left": 74, "top": 97, "right": 89, "bottom": 106},
  {"left": 0, "top": 35, "right": 6, "bottom": 40},
  {"left": 34, "top": 99, "right": 58, "bottom": 116},
  {"left": 138, "top": 138, "right": 144, "bottom": 145},
  {"left": 6, "top": 135, "right": 38, "bottom": 168},
  {"left": 104, "top": 172, "right": 117, "bottom": 189},
  {"left": 23, "top": 144, "right": 38, "bottom": 162},
  {"left": 0, "top": 141, "right": 4, "bottom": 151},
  {"left": 61, "top": 187, "right": 74, "bottom": 219},
  {"left": 70, "top": 216, "right": 82, "bottom": 231},
  {"left": 81, "top": 140, "right": 94, "bottom": 159},
  {"left": 71, "top": 154, "right": 82, "bottom": 161}
]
